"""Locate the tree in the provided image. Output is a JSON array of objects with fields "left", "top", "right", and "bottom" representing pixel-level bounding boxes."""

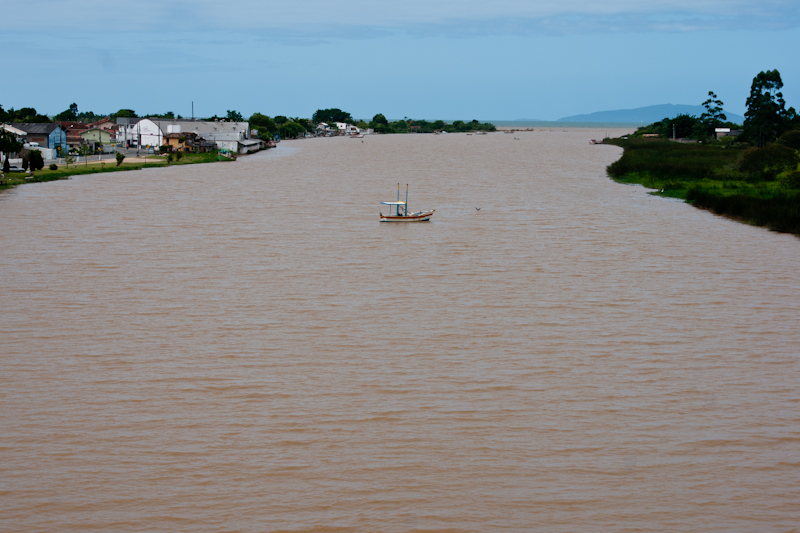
[
  {"left": 701, "top": 92, "right": 727, "bottom": 125},
  {"left": 743, "top": 70, "right": 796, "bottom": 146},
  {"left": 28, "top": 149, "right": 44, "bottom": 171},
  {"left": 278, "top": 122, "right": 306, "bottom": 139},
  {"left": 64, "top": 151, "right": 76, "bottom": 168},
  {"left": 55, "top": 103, "right": 79, "bottom": 122},
  {"left": 372, "top": 113, "right": 388, "bottom": 126},
  {"left": 1, "top": 129, "right": 24, "bottom": 172},
  {"left": 6, "top": 106, "right": 52, "bottom": 123},
  {"left": 274, "top": 115, "right": 289, "bottom": 125},
  {"left": 312, "top": 108, "right": 353, "bottom": 124},
  {"left": 249, "top": 113, "right": 277, "bottom": 133},
  {"left": 112, "top": 109, "right": 138, "bottom": 119},
  {"left": 115, "top": 152, "right": 125, "bottom": 167},
  {"left": 77, "top": 145, "right": 93, "bottom": 166},
  {"left": 226, "top": 110, "right": 244, "bottom": 122}
]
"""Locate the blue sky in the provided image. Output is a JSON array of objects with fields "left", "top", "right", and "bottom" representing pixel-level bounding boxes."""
[{"left": 2, "top": 0, "right": 798, "bottom": 121}]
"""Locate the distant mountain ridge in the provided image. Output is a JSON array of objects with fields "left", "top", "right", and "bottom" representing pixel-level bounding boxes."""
[{"left": 558, "top": 104, "right": 744, "bottom": 124}]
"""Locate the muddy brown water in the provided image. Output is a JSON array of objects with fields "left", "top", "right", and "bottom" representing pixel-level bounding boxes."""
[{"left": 2, "top": 130, "right": 799, "bottom": 532}]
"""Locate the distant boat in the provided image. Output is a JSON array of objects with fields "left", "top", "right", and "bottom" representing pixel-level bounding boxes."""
[
  {"left": 380, "top": 184, "right": 435, "bottom": 222},
  {"left": 351, "top": 134, "right": 364, "bottom": 138}
]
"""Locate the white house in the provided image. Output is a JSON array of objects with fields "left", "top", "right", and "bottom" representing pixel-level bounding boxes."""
[
  {"left": 334, "top": 122, "right": 361, "bottom": 135},
  {"left": 117, "top": 118, "right": 255, "bottom": 152},
  {"left": 117, "top": 118, "right": 164, "bottom": 148}
]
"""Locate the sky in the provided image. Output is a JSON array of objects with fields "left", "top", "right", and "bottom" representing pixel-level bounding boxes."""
[{"left": 1, "top": 0, "right": 799, "bottom": 121}]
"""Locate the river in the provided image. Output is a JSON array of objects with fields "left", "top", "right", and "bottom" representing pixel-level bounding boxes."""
[{"left": 1, "top": 130, "right": 799, "bottom": 532}]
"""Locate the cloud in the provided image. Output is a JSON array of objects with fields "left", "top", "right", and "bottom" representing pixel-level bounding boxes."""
[{"left": 8, "top": 0, "right": 800, "bottom": 39}]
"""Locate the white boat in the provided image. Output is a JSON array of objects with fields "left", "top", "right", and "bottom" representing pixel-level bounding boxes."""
[{"left": 380, "top": 184, "right": 435, "bottom": 222}]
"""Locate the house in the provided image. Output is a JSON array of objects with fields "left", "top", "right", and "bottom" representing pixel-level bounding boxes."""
[
  {"left": 80, "top": 128, "right": 116, "bottom": 152},
  {"left": 118, "top": 118, "right": 254, "bottom": 152},
  {"left": 334, "top": 122, "right": 361, "bottom": 135},
  {"left": 149, "top": 119, "right": 253, "bottom": 152},
  {"left": 116, "top": 118, "right": 164, "bottom": 148},
  {"left": 86, "top": 117, "right": 116, "bottom": 131},
  {"left": 715, "top": 128, "right": 742, "bottom": 140},
  {"left": 57, "top": 121, "right": 90, "bottom": 150},
  {"left": 7, "top": 123, "right": 67, "bottom": 153}
]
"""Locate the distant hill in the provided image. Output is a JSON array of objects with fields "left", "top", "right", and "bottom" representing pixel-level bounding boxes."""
[{"left": 558, "top": 104, "right": 744, "bottom": 124}]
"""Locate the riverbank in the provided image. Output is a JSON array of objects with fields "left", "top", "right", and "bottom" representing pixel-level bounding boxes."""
[
  {"left": 605, "top": 137, "right": 800, "bottom": 236},
  {"left": 1, "top": 151, "right": 233, "bottom": 192}
]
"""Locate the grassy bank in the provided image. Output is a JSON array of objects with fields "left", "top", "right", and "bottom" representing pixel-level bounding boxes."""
[
  {"left": 1, "top": 151, "right": 231, "bottom": 192},
  {"left": 605, "top": 137, "right": 800, "bottom": 236}
]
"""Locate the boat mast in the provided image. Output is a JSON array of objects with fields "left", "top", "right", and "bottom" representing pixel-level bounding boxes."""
[
  {"left": 405, "top": 184, "right": 409, "bottom": 216},
  {"left": 397, "top": 183, "right": 400, "bottom": 216}
]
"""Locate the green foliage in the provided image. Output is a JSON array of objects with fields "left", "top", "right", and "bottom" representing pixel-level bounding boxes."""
[
  {"left": 28, "top": 150, "right": 45, "bottom": 171},
  {"left": 55, "top": 103, "right": 79, "bottom": 121},
  {"left": 116, "top": 152, "right": 125, "bottom": 167},
  {"left": 312, "top": 108, "right": 353, "bottom": 124},
  {"left": 778, "top": 129, "right": 800, "bottom": 150},
  {"left": 1, "top": 106, "right": 52, "bottom": 123},
  {"left": 371, "top": 113, "right": 388, "bottom": 126},
  {"left": 166, "top": 154, "right": 174, "bottom": 164},
  {"left": 175, "top": 152, "right": 183, "bottom": 161},
  {"left": 249, "top": 113, "right": 277, "bottom": 134},
  {"left": 687, "top": 188, "right": 800, "bottom": 234},
  {"left": 112, "top": 109, "right": 137, "bottom": 119},
  {"left": 738, "top": 144, "right": 798, "bottom": 181},
  {"left": 159, "top": 145, "right": 170, "bottom": 154},
  {"left": 606, "top": 138, "right": 741, "bottom": 181},
  {"left": 49, "top": 163, "right": 58, "bottom": 170},
  {"left": 700, "top": 91, "right": 727, "bottom": 131},
  {"left": 1, "top": 129, "right": 24, "bottom": 161},
  {"left": 149, "top": 111, "right": 175, "bottom": 119},
  {"left": 743, "top": 70, "right": 797, "bottom": 145},
  {"left": 226, "top": 110, "right": 244, "bottom": 122},
  {"left": 274, "top": 115, "right": 289, "bottom": 125},
  {"left": 778, "top": 169, "right": 800, "bottom": 189},
  {"left": 278, "top": 122, "right": 306, "bottom": 139}
]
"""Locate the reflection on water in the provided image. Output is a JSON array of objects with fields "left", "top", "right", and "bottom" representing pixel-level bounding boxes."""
[{"left": 2, "top": 130, "right": 799, "bottom": 532}]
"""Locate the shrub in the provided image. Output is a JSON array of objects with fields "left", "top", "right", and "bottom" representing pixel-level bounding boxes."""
[
  {"left": 778, "top": 129, "right": 800, "bottom": 150},
  {"left": 115, "top": 152, "right": 125, "bottom": 167},
  {"left": 166, "top": 154, "right": 174, "bottom": 164},
  {"left": 779, "top": 170, "right": 800, "bottom": 189},
  {"left": 175, "top": 152, "right": 183, "bottom": 161},
  {"left": 29, "top": 150, "right": 45, "bottom": 171},
  {"left": 160, "top": 145, "right": 170, "bottom": 154},
  {"left": 49, "top": 163, "right": 58, "bottom": 170},
  {"left": 739, "top": 144, "right": 797, "bottom": 181}
]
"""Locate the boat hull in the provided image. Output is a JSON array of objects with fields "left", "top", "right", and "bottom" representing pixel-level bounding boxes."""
[{"left": 380, "top": 210, "right": 435, "bottom": 222}]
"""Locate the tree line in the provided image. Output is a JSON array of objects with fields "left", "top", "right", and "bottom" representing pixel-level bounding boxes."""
[{"left": 632, "top": 70, "right": 798, "bottom": 144}]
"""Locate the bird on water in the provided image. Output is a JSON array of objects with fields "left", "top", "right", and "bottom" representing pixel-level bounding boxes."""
[{"left": 475, "top": 207, "right": 482, "bottom": 211}]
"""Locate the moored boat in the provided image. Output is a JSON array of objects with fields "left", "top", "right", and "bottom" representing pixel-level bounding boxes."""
[{"left": 380, "top": 184, "right": 435, "bottom": 222}]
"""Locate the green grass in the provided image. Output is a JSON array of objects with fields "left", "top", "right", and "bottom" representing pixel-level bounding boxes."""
[
  {"left": 604, "top": 137, "right": 800, "bottom": 236},
  {"left": 1, "top": 151, "right": 231, "bottom": 191}
]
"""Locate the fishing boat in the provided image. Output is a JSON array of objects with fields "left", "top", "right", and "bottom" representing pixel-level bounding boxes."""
[{"left": 380, "top": 184, "right": 435, "bottom": 222}]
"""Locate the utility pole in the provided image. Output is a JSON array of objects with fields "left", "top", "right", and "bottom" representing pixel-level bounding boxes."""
[{"left": 673, "top": 124, "right": 676, "bottom": 140}]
